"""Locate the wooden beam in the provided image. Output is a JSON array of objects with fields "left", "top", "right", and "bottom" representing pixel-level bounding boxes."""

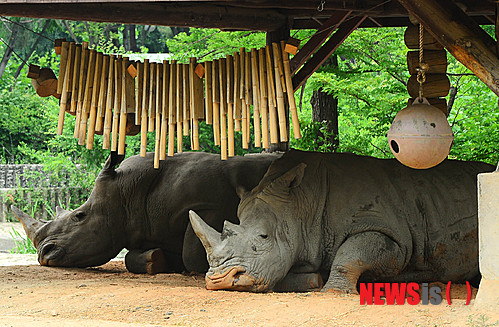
[
  {"left": 292, "top": 15, "right": 366, "bottom": 91},
  {"left": 0, "top": 3, "right": 286, "bottom": 31},
  {"left": 397, "top": 0, "right": 499, "bottom": 97},
  {"left": 290, "top": 11, "right": 351, "bottom": 74}
]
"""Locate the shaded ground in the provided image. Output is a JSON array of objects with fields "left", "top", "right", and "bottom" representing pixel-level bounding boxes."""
[{"left": 0, "top": 261, "right": 497, "bottom": 327}]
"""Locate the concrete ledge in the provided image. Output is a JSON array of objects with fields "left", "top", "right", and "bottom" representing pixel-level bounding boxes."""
[{"left": 474, "top": 278, "right": 499, "bottom": 312}]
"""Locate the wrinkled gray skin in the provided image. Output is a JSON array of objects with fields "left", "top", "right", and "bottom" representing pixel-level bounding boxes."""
[
  {"left": 190, "top": 150, "right": 495, "bottom": 293},
  {"left": 12, "top": 151, "right": 278, "bottom": 273}
]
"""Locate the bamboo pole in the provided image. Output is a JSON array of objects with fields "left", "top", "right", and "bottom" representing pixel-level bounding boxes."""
[
  {"left": 244, "top": 51, "right": 252, "bottom": 147},
  {"left": 233, "top": 51, "right": 242, "bottom": 132},
  {"left": 153, "top": 62, "right": 162, "bottom": 168},
  {"left": 226, "top": 55, "right": 235, "bottom": 156},
  {"left": 182, "top": 63, "right": 190, "bottom": 136},
  {"left": 258, "top": 48, "right": 270, "bottom": 149},
  {"left": 240, "top": 49, "right": 248, "bottom": 148},
  {"left": 69, "top": 44, "right": 82, "bottom": 115},
  {"left": 168, "top": 60, "right": 177, "bottom": 156},
  {"left": 57, "top": 41, "right": 70, "bottom": 95},
  {"left": 272, "top": 43, "right": 288, "bottom": 142},
  {"left": 95, "top": 54, "right": 109, "bottom": 134},
  {"left": 219, "top": 57, "right": 227, "bottom": 160},
  {"left": 176, "top": 63, "right": 184, "bottom": 153},
  {"left": 204, "top": 61, "right": 213, "bottom": 125},
  {"left": 57, "top": 42, "right": 75, "bottom": 135},
  {"left": 148, "top": 62, "right": 157, "bottom": 133},
  {"left": 212, "top": 59, "right": 220, "bottom": 146},
  {"left": 281, "top": 41, "right": 301, "bottom": 139},
  {"left": 118, "top": 57, "right": 129, "bottom": 155},
  {"left": 86, "top": 51, "right": 103, "bottom": 149},
  {"left": 74, "top": 43, "right": 89, "bottom": 138},
  {"left": 190, "top": 57, "right": 204, "bottom": 151},
  {"left": 79, "top": 49, "right": 96, "bottom": 146},
  {"left": 102, "top": 54, "right": 115, "bottom": 149},
  {"left": 251, "top": 48, "right": 262, "bottom": 147},
  {"left": 160, "top": 61, "right": 170, "bottom": 159},
  {"left": 135, "top": 61, "right": 144, "bottom": 126},
  {"left": 266, "top": 45, "right": 278, "bottom": 144},
  {"left": 139, "top": 59, "right": 150, "bottom": 156},
  {"left": 110, "top": 55, "right": 122, "bottom": 152}
]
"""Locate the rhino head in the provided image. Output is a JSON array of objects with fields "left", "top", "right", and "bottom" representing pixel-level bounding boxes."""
[
  {"left": 12, "top": 153, "right": 127, "bottom": 268},
  {"left": 190, "top": 163, "right": 307, "bottom": 292}
]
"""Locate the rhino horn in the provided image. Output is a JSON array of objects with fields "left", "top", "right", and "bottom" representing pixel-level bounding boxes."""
[
  {"left": 11, "top": 206, "right": 45, "bottom": 248},
  {"left": 189, "top": 210, "right": 221, "bottom": 255},
  {"left": 55, "top": 206, "right": 71, "bottom": 219}
]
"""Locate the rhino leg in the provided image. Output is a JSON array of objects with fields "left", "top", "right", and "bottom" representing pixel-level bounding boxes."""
[
  {"left": 125, "top": 248, "right": 168, "bottom": 275},
  {"left": 273, "top": 272, "right": 324, "bottom": 292},
  {"left": 323, "top": 231, "right": 406, "bottom": 294}
]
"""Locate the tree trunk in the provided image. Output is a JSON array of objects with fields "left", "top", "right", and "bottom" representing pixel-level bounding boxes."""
[
  {"left": 0, "top": 21, "right": 20, "bottom": 80},
  {"left": 310, "top": 56, "right": 339, "bottom": 152},
  {"left": 128, "top": 25, "right": 139, "bottom": 52},
  {"left": 266, "top": 25, "right": 290, "bottom": 152}
]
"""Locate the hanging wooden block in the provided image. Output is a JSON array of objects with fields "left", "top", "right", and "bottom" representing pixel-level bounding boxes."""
[
  {"left": 111, "top": 55, "right": 122, "bottom": 152},
  {"left": 168, "top": 60, "right": 177, "bottom": 157},
  {"left": 160, "top": 60, "right": 170, "bottom": 159},
  {"left": 212, "top": 59, "right": 221, "bottom": 146},
  {"left": 404, "top": 25, "right": 443, "bottom": 50},
  {"left": 284, "top": 37, "right": 301, "bottom": 55},
  {"left": 407, "top": 73, "right": 450, "bottom": 98},
  {"left": 272, "top": 42, "right": 288, "bottom": 142},
  {"left": 233, "top": 52, "right": 242, "bottom": 132},
  {"left": 70, "top": 45, "right": 82, "bottom": 114},
  {"left": 204, "top": 61, "right": 213, "bottom": 125},
  {"left": 27, "top": 64, "right": 41, "bottom": 79},
  {"left": 86, "top": 51, "right": 103, "bottom": 149},
  {"left": 190, "top": 57, "right": 204, "bottom": 151},
  {"left": 95, "top": 54, "right": 110, "bottom": 135},
  {"left": 30, "top": 67, "right": 58, "bottom": 98},
  {"left": 182, "top": 63, "right": 190, "bottom": 136},
  {"left": 79, "top": 49, "right": 97, "bottom": 146},
  {"left": 102, "top": 54, "right": 115, "bottom": 150},
  {"left": 195, "top": 63, "right": 205, "bottom": 78},
  {"left": 258, "top": 47, "right": 270, "bottom": 149},
  {"left": 251, "top": 48, "right": 262, "bottom": 148},
  {"left": 281, "top": 41, "right": 301, "bottom": 139},
  {"left": 74, "top": 45, "right": 89, "bottom": 138},
  {"left": 153, "top": 62, "right": 163, "bottom": 168},
  {"left": 177, "top": 63, "right": 184, "bottom": 153},
  {"left": 57, "top": 41, "right": 70, "bottom": 95},
  {"left": 407, "top": 50, "right": 447, "bottom": 75},
  {"left": 139, "top": 59, "right": 150, "bottom": 156},
  {"left": 127, "top": 64, "right": 137, "bottom": 79},
  {"left": 226, "top": 55, "right": 235, "bottom": 157},
  {"left": 266, "top": 45, "right": 278, "bottom": 144},
  {"left": 148, "top": 62, "right": 157, "bottom": 133},
  {"left": 54, "top": 39, "right": 65, "bottom": 55}
]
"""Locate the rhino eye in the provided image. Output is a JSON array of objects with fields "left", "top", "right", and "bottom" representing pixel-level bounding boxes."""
[
  {"left": 259, "top": 234, "right": 268, "bottom": 239},
  {"left": 72, "top": 212, "right": 86, "bottom": 222}
]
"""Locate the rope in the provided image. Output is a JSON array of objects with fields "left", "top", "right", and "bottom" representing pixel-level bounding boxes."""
[
  {"left": 416, "top": 22, "right": 427, "bottom": 101},
  {"left": 0, "top": 36, "right": 29, "bottom": 66},
  {"left": 0, "top": 16, "right": 55, "bottom": 43}
]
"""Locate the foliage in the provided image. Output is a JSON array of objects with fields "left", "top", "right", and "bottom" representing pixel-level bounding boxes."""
[{"left": 9, "top": 227, "right": 37, "bottom": 254}]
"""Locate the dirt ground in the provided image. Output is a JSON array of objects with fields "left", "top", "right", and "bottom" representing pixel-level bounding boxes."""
[{"left": 0, "top": 262, "right": 497, "bottom": 327}]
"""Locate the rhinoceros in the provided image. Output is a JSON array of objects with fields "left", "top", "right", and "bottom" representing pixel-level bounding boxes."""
[
  {"left": 189, "top": 149, "right": 495, "bottom": 293},
  {"left": 12, "top": 151, "right": 278, "bottom": 274}
]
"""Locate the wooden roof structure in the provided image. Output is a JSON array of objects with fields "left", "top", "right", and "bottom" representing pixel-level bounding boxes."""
[{"left": 1, "top": 0, "right": 498, "bottom": 116}]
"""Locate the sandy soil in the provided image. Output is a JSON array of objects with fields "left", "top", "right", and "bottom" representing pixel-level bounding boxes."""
[{"left": 0, "top": 262, "right": 497, "bottom": 327}]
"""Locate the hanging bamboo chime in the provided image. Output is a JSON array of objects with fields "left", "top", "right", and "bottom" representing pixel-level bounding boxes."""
[{"left": 49, "top": 40, "right": 302, "bottom": 167}]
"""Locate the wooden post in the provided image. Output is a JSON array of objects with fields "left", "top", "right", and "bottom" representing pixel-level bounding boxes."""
[
  {"left": 140, "top": 59, "right": 150, "bottom": 157},
  {"left": 102, "top": 54, "right": 115, "bottom": 149}
]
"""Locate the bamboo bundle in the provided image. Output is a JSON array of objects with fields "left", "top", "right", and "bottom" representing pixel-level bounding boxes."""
[
  {"left": 95, "top": 54, "right": 110, "bottom": 134},
  {"left": 79, "top": 49, "right": 97, "bottom": 146},
  {"left": 212, "top": 59, "right": 220, "bottom": 146},
  {"left": 280, "top": 41, "right": 301, "bottom": 139},
  {"left": 272, "top": 43, "right": 288, "bottom": 142},
  {"left": 139, "top": 59, "right": 150, "bottom": 156},
  {"left": 57, "top": 42, "right": 75, "bottom": 135},
  {"left": 86, "top": 51, "right": 103, "bottom": 149},
  {"left": 226, "top": 55, "right": 235, "bottom": 157},
  {"left": 233, "top": 52, "right": 242, "bottom": 132},
  {"left": 102, "top": 54, "right": 115, "bottom": 149},
  {"left": 258, "top": 48, "right": 270, "bottom": 149},
  {"left": 204, "top": 61, "right": 213, "bottom": 125},
  {"left": 265, "top": 45, "right": 278, "bottom": 144},
  {"left": 160, "top": 61, "right": 170, "bottom": 159},
  {"left": 69, "top": 44, "right": 82, "bottom": 114},
  {"left": 111, "top": 56, "right": 122, "bottom": 152},
  {"left": 168, "top": 60, "right": 177, "bottom": 157},
  {"left": 74, "top": 44, "right": 89, "bottom": 138}
]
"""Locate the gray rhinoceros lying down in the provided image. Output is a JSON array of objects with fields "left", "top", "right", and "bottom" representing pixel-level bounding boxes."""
[
  {"left": 12, "top": 151, "right": 278, "bottom": 274},
  {"left": 189, "top": 149, "right": 495, "bottom": 293}
]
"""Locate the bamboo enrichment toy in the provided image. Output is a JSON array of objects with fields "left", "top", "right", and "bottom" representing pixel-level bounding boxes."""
[{"left": 50, "top": 41, "right": 306, "bottom": 166}]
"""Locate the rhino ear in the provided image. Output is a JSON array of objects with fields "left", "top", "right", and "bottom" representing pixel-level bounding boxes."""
[
  {"left": 55, "top": 206, "right": 71, "bottom": 219},
  {"left": 261, "top": 163, "right": 306, "bottom": 199},
  {"left": 236, "top": 186, "right": 248, "bottom": 199},
  {"left": 103, "top": 151, "right": 125, "bottom": 173}
]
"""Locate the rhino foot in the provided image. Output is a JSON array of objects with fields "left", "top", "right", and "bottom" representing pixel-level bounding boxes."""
[{"left": 125, "top": 248, "right": 168, "bottom": 275}]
